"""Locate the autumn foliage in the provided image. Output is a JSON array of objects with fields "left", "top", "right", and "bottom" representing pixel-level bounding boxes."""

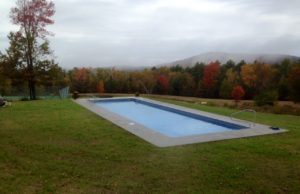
[
  {"left": 241, "top": 64, "right": 256, "bottom": 88},
  {"left": 74, "top": 68, "right": 89, "bottom": 82},
  {"left": 231, "top": 85, "right": 245, "bottom": 104},
  {"left": 203, "top": 62, "right": 220, "bottom": 89},
  {"left": 96, "top": 80, "right": 105, "bottom": 94},
  {"left": 1, "top": 35, "right": 300, "bottom": 104},
  {"left": 1, "top": 0, "right": 300, "bottom": 106},
  {"left": 10, "top": 0, "right": 55, "bottom": 38},
  {"left": 156, "top": 75, "right": 169, "bottom": 94},
  {"left": 72, "top": 68, "right": 91, "bottom": 93},
  {"left": 10, "top": 0, "right": 55, "bottom": 100},
  {"left": 202, "top": 62, "right": 220, "bottom": 97},
  {"left": 60, "top": 60, "right": 299, "bottom": 103}
]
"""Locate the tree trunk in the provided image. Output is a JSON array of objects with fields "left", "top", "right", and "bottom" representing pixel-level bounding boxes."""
[
  {"left": 28, "top": 79, "right": 32, "bottom": 100},
  {"left": 32, "top": 79, "right": 36, "bottom": 100},
  {"left": 27, "top": 56, "right": 36, "bottom": 100},
  {"left": 28, "top": 71, "right": 36, "bottom": 100},
  {"left": 28, "top": 76, "right": 36, "bottom": 100},
  {"left": 26, "top": 36, "right": 36, "bottom": 100}
]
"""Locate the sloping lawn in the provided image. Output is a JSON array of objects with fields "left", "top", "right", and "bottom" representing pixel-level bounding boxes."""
[{"left": 0, "top": 99, "right": 299, "bottom": 193}]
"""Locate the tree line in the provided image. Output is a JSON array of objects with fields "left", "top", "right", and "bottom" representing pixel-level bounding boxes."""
[
  {"left": 67, "top": 59, "right": 300, "bottom": 102},
  {"left": 1, "top": 48, "right": 300, "bottom": 102},
  {"left": 1, "top": 0, "right": 300, "bottom": 102}
]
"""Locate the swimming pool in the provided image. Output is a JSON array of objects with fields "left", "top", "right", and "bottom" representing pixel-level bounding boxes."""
[
  {"left": 76, "top": 97, "right": 286, "bottom": 147},
  {"left": 95, "top": 99, "right": 246, "bottom": 137}
]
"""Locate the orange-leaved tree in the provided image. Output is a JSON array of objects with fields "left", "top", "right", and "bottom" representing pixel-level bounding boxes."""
[
  {"left": 202, "top": 62, "right": 220, "bottom": 97},
  {"left": 231, "top": 85, "right": 245, "bottom": 105},
  {"left": 71, "top": 68, "right": 91, "bottom": 92},
  {"left": 156, "top": 75, "right": 169, "bottom": 94},
  {"left": 96, "top": 80, "right": 105, "bottom": 94}
]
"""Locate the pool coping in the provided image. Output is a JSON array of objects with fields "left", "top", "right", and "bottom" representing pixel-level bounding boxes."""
[{"left": 75, "top": 97, "right": 287, "bottom": 147}]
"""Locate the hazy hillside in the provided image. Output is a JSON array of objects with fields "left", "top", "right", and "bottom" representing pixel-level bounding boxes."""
[{"left": 161, "top": 52, "right": 300, "bottom": 67}]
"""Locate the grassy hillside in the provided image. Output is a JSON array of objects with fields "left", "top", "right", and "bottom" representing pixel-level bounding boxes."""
[{"left": 0, "top": 99, "right": 299, "bottom": 193}]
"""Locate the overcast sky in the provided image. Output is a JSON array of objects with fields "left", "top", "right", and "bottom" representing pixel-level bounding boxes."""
[{"left": 1, "top": 0, "right": 300, "bottom": 68}]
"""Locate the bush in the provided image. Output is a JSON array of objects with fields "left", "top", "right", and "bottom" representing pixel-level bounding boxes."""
[
  {"left": 72, "top": 91, "right": 79, "bottom": 99},
  {"left": 0, "top": 99, "right": 5, "bottom": 107},
  {"left": 20, "top": 97, "right": 29, "bottom": 101},
  {"left": 135, "top": 92, "right": 140, "bottom": 97},
  {"left": 254, "top": 91, "right": 278, "bottom": 106}
]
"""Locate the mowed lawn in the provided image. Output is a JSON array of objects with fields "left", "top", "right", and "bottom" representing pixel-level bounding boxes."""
[{"left": 0, "top": 99, "right": 300, "bottom": 193}]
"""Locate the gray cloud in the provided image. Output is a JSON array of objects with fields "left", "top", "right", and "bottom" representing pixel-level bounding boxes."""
[{"left": 1, "top": 0, "right": 300, "bottom": 68}]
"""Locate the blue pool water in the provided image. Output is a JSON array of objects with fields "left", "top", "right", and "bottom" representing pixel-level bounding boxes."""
[{"left": 95, "top": 99, "right": 246, "bottom": 137}]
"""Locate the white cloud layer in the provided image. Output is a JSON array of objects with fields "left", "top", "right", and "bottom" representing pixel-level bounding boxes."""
[{"left": 1, "top": 0, "right": 300, "bottom": 68}]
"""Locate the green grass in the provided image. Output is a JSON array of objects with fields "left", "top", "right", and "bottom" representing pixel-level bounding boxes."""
[{"left": 0, "top": 99, "right": 300, "bottom": 193}]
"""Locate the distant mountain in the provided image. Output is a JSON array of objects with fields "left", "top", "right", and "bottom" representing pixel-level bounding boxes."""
[{"left": 160, "top": 52, "right": 300, "bottom": 67}]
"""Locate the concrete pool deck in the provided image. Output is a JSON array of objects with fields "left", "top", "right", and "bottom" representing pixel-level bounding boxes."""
[{"left": 75, "top": 97, "right": 287, "bottom": 147}]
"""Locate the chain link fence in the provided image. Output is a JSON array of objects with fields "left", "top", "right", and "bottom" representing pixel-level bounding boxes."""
[{"left": 0, "top": 85, "right": 70, "bottom": 100}]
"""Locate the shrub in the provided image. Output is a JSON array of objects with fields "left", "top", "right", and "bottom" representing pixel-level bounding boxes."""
[
  {"left": 254, "top": 91, "right": 278, "bottom": 106},
  {"left": 72, "top": 91, "right": 79, "bottom": 99},
  {"left": 20, "top": 97, "right": 29, "bottom": 101},
  {"left": 0, "top": 99, "right": 5, "bottom": 106},
  {"left": 135, "top": 92, "right": 140, "bottom": 97},
  {"left": 96, "top": 80, "right": 105, "bottom": 94}
]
